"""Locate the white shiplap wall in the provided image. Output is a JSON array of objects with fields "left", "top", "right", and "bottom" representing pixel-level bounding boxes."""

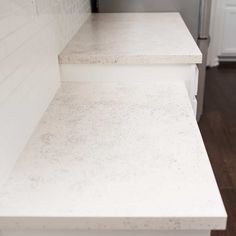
[{"left": 0, "top": 0, "right": 91, "bottom": 186}]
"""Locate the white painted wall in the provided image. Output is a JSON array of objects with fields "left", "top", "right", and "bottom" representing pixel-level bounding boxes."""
[
  {"left": 207, "top": 0, "right": 236, "bottom": 66},
  {"left": 0, "top": 0, "right": 91, "bottom": 186}
]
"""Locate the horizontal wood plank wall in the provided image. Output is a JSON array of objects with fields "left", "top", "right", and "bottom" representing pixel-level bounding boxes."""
[{"left": 0, "top": 0, "right": 91, "bottom": 186}]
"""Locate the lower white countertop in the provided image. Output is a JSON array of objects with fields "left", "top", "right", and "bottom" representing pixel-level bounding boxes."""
[{"left": 0, "top": 80, "right": 226, "bottom": 230}]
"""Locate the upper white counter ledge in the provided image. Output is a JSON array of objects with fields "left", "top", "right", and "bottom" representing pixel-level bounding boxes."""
[{"left": 59, "top": 13, "right": 202, "bottom": 65}]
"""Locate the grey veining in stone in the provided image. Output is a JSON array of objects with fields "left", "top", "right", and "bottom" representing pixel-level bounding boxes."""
[
  {"left": 0, "top": 80, "right": 225, "bottom": 230},
  {"left": 59, "top": 13, "right": 202, "bottom": 65}
]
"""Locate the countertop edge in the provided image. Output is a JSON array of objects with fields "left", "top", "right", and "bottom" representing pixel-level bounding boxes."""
[
  {"left": 0, "top": 216, "right": 227, "bottom": 230},
  {"left": 59, "top": 54, "right": 203, "bottom": 65}
]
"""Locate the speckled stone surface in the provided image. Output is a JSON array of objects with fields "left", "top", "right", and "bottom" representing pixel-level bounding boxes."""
[
  {"left": 59, "top": 13, "right": 202, "bottom": 65},
  {"left": 0, "top": 81, "right": 226, "bottom": 230}
]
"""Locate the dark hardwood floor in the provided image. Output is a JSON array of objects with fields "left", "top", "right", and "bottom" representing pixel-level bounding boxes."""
[{"left": 199, "top": 66, "right": 236, "bottom": 236}]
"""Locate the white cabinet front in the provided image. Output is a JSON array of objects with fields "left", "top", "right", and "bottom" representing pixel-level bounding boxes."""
[{"left": 221, "top": 6, "right": 236, "bottom": 55}]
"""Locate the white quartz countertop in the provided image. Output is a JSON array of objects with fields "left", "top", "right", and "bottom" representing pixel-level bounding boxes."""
[
  {"left": 59, "top": 13, "right": 202, "bottom": 65},
  {"left": 0, "top": 80, "right": 226, "bottom": 230}
]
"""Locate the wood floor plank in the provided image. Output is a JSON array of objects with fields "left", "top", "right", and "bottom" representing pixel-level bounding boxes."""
[{"left": 199, "top": 66, "right": 236, "bottom": 236}]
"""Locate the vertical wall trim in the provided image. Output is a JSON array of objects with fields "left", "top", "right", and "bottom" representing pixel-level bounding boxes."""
[{"left": 207, "top": 0, "right": 225, "bottom": 67}]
